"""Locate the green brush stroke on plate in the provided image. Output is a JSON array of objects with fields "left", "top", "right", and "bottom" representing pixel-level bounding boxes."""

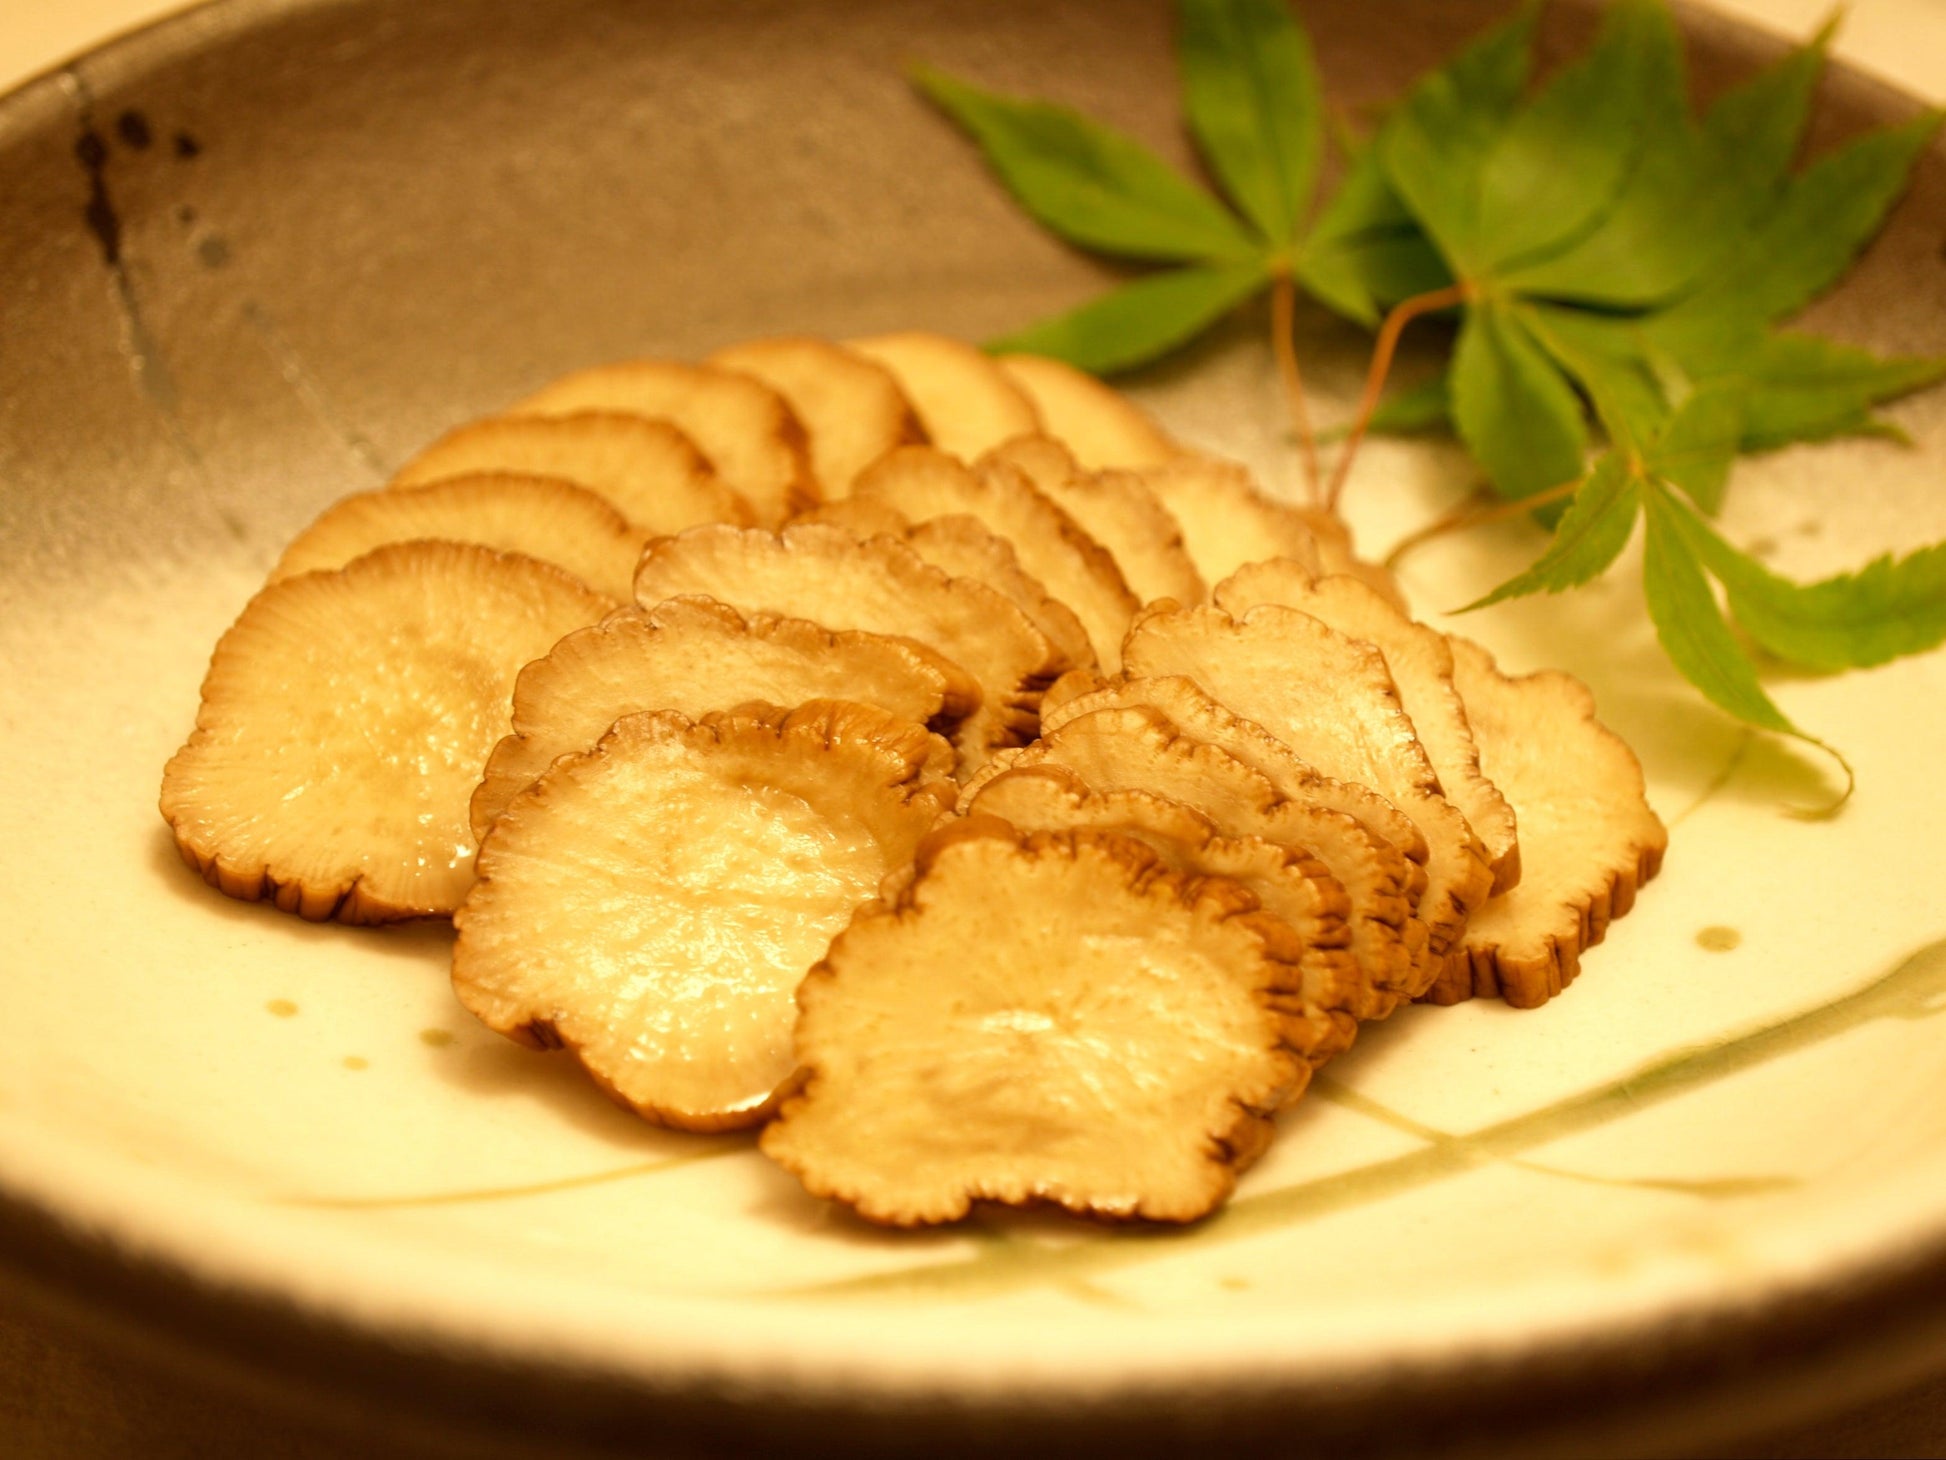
[
  {"left": 1311, "top": 1078, "right": 1799, "bottom": 1199},
  {"left": 778, "top": 934, "right": 1946, "bottom": 1301},
  {"left": 274, "top": 1141, "right": 744, "bottom": 1210}
]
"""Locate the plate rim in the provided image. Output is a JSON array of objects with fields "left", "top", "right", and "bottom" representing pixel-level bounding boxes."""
[{"left": 6, "top": 0, "right": 1946, "bottom": 1450}]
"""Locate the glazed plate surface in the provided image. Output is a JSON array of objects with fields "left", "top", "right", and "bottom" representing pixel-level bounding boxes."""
[{"left": 2, "top": 0, "right": 1945, "bottom": 1450}]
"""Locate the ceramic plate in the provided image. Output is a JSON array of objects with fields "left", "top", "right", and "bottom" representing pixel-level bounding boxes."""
[{"left": 3, "top": 0, "right": 1945, "bottom": 1452}]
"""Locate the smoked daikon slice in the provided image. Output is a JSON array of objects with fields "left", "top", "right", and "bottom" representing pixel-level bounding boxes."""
[
  {"left": 161, "top": 542, "right": 610, "bottom": 923},
  {"left": 454, "top": 702, "right": 955, "bottom": 1129},
  {"left": 761, "top": 822, "right": 1309, "bottom": 1225},
  {"left": 1427, "top": 638, "right": 1667, "bottom": 1009}
]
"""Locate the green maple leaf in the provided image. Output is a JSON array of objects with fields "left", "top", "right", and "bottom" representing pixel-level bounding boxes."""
[
  {"left": 1463, "top": 384, "right": 1739, "bottom": 610},
  {"left": 1372, "top": 5, "right": 1943, "bottom": 486},
  {"left": 917, "top": 0, "right": 1946, "bottom": 774},
  {"left": 1370, "top": 0, "right": 1946, "bottom": 763},
  {"left": 988, "top": 262, "right": 1271, "bottom": 373},
  {"left": 1469, "top": 380, "right": 1946, "bottom": 788},
  {"left": 1656, "top": 491, "right": 1946, "bottom": 673},
  {"left": 912, "top": 0, "right": 1446, "bottom": 373}
]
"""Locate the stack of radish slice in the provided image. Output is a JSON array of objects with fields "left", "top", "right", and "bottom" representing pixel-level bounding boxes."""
[{"left": 160, "top": 333, "right": 1665, "bottom": 1227}]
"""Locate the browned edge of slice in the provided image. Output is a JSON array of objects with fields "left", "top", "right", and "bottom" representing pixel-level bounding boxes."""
[
  {"left": 161, "top": 542, "right": 612, "bottom": 925},
  {"left": 470, "top": 595, "right": 980, "bottom": 839},
  {"left": 962, "top": 699, "right": 1422, "bottom": 1016},
  {"left": 761, "top": 819, "right": 1312, "bottom": 1226},
  {"left": 270, "top": 472, "right": 648, "bottom": 601},
  {"left": 1423, "top": 638, "right": 1668, "bottom": 1009},
  {"left": 1122, "top": 600, "right": 1493, "bottom": 983},
  {"left": 903, "top": 515, "right": 1099, "bottom": 674},
  {"left": 1036, "top": 672, "right": 1428, "bottom": 900},
  {"left": 632, "top": 522, "right": 1064, "bottom": 772},
  {"left": 1215, "top": 558, "right": 1521, "bottom": 894},
  {"left": 856, "top": 444, "right": 1138, "bottom": 670},
  {"left": 789, "top": 496, "right": 912, "bottom": 539},
  {"left": 709, "top": 335, "right": 926, "bottom": 497},
  {"left": 983, "top": 436, "right": 1206, "bottom": 607},
  {"left": 966, "top": 764, "right": 1363, "bottom": 1066},
  {"left": 508, "top": 360, "right": 817, "bottom": 526},
  {"left": 455, "top": 699, "right": 959, "bottom": 1131},
  {"left": 389, "top": 412, "right": 756, "bottom": 533},
  {"left": 790, "top": 492, "right": 1099, "bottom": 673},
  {"left": 1113, "top": 609, "right": 1435, "bottom": 869}
]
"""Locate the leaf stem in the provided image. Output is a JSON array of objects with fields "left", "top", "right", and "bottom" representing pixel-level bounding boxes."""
[
  {"left": 1381, "top": 474, "right": 1583, "bottom": 570},
  {"left": 1785, "top": 740, "right": 1856, "bottom": 821},
  {"left": 1327, "top": 282, "right": 1470, "bottom": 512},
  {"left": 1269, "top": 270, "right": 1322, "bottom": 501}
]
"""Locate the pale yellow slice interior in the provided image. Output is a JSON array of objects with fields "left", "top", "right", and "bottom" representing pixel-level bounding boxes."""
[
  {"left": 388, "top": 412, "right": 754, "bottom": 533},
  {"left": 471, "top": 596, "right": 975, "bottom": 838},
  {"left": 994, "top": 354, "right": 1180, "bottom": 469},
  {"left": 160, "top": 542, "right": 611, "bottom": 923},
  {"left": 1135, "top": 458, "right": 1325, "bottom": 588},
  {"left": 509, "top": 360, "right": 815, "bottom": 526},
  {"left": 270, "top": 473, "right": 646, "bottom": 601},
  {"left": 709, "top": 336, "right": 924, "bottom": 496},
  {"left": 846, "top": 331, "right": 1042, "bottom": 460},
  {"left": 454, "top": 702, "right": 957, "bottom": 1130},
  {"left": 760, "top": 823, "right": 1308, "bottom": 1225}
]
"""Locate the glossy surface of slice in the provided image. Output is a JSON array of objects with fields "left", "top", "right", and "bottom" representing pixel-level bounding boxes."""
[
  {"left": 160, "top": 542, "right": 611, "bottom": 923},
  {"left": 270, "top": 473, "right": 646, "bottom": 600},
  {"left": 1124, "top": 603, "right": 1491, "bottom": 967},
  {"left": 846, "top": 331, "right": 1042, "bottom": 460},
  {"left": 471, "top": 597, "right": 974, "bottom": 838},
  {"left": 966, "top": 701, "right": 1421, "bottom": 1018},
  {"left": 903, "top": 515, "right": 1098, "bottom": 673},
  {"left": 761, "top": 822, "right": 1309, "bottom": 1225},
  {"left": 1136, "top": 458, "right": 1325, "bottom": 588},
  {"left": 856, "top": 446, "right": 1137, "bottom": 671},
  {"left": 709, "top": 336, "right": 924, "bottom": 496},
  {"left": 1042, "top": 669, "right": 1428, "bottom": 872},
  {"left": 984, "top": 437, "right": 1205, "bottom": 606},
  {"left": 967, "top": 765, "right": 1361, "bottom": 1063},
  {"left": 1216, "top": 560, "right": 1521, "bottom": 893},
  {"left": 509, "top": 360, "right": 815, "bottom": 526},
  {"left": 634, "top": 523, "right": 1062, "bottom": 772},
  {"left": 994, "top": 355, "right": 1179, "bottom": 469},
  {"left": 454, "top": 702, "right": 956, "bottom": 1130},
  {"left": 388, "top": 412, "right": 754, "bottom": 533},
  {"left": 790, "top": 490, "right": 1098, "bottom": 670}
]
